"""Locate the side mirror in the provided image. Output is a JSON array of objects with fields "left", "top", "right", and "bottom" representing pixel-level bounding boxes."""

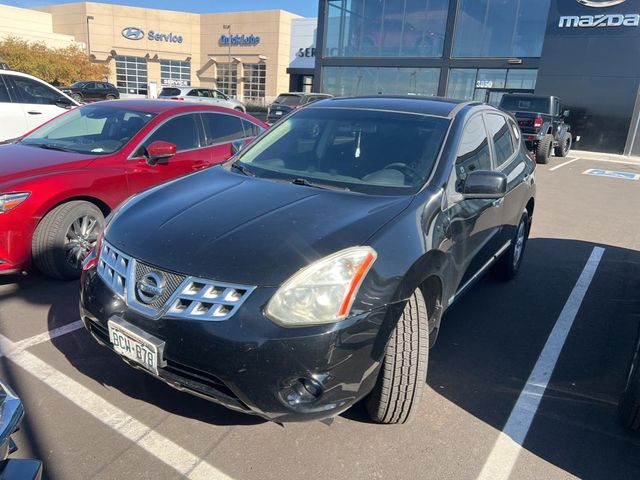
[
  {"left": 55, "top": 97, "right": 74, "bottom": 109},
  {"left": 462, "top": 170, "right": 507, "bottom": 200},
  {"left": 145, "top": 140, "right": 177, "bottom": 166},
  {"left": 231, "top": 140, "right": 245, "bottom": 155},
  {"left": 563, "top": 110, "right": 570, "bottom": 118}
]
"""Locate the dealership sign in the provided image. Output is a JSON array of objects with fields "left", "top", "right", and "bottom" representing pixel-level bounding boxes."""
[
  {"left": 219, "top": 34, "right": 260, "bottom": 46},
  {"left": 121, "top": 27, "right": 184, "bottom": 43},
  {"left": 560, "top": 0, "right": 639, "bottom": 28}
]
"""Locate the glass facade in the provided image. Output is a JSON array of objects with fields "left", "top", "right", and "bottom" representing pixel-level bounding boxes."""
[
  {"left": 217, "top": 63, "right": 237, "bottom": 98},
  {"left": 447, "top": 68, "right": 538, "bottom": 105},
  {"left": 243, "top": 63, "right": 267, "bottom": 100},
  {"left": 115, "top": 56, "right": 148, "bottom": 96},
  {"left": 452, "top": 0, "right": 551, "bottom": 58},
  {"left": 323, "top": 67, "right": 440, "bottom": 97},
  {"left": 326, "top": 0, "right": 450, "bottom": 58},
  {"left": 160, "top": 60, "right": 191, "bottom": 87}
]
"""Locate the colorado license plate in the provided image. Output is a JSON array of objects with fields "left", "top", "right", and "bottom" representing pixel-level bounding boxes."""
[{"left": 108, "top": 319, "right": 162, "bottom": 375}]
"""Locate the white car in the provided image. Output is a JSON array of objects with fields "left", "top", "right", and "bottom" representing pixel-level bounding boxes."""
[
  {"left": 0, "top": 69, "right": 79, "bottom": 142},
  {"left": 158, "top": 87, "right": 246, "bottom": 113}
]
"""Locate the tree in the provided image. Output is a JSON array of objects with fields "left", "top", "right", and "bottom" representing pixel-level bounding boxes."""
[{"left": 0, "top": 36, "right": 109, "bottom": 86}]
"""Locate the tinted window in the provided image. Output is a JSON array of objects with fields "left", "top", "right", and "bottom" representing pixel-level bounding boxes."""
[
  {"left": 202, "top": 113, "right": 245, "bottom": 145},
  {"left": 21, "top": 105, "right": 155, "bottom": 154},
  {"left": 159, "top": 88, "right": 181, "bottom": 97},
  {"left": 143, "top": 114, "right": 200, "bottom": 152},
  {"left": 453, "top": 0, "right": 551, "bottom": 57},
  {"left": 486, "top": 114, "right": 515, "bottom": 166},
  {"left": 84, "top": 82, "right": 96, "bottom": 89},
  {"left": 456, "top": 115, "right": 492, "bottom": 187},
  {"left": 275, "top": 95, "right": 303, "bottom": 106},
  {"left": 95, "top": 83, "right": 106, "bottom": 90},
  {"left": 12, "top": 76, "right": 61, "bottom": 105},
  {"left": 500, "top": 96, "right": 550, "bottom": 113},
  {"left": 235, "top": 108, "right": 450, "bottom": 195},
  {"left": 242, "top": 119, "right": 262, "bottom": 138},
  {"left": 0, "top": 77, "right": 10, "bottom": 103}
]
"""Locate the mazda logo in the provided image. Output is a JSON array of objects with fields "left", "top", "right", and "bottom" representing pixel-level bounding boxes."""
[
  {"left": 136, "top": 272, "right": 165, "bottom": 304},
  {"left": 576, "top": 0, "right": 626, "bottom": 7},
  {"left": 122, "top": 27, "right": 145, "bottom": 41}
]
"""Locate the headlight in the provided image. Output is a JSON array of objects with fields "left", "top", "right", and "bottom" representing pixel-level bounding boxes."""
[
  {"left": 0, "top": 193, "right": 30, "bottom": 213},
  {"left": 265, "top": 246, "right": 377, "bottom": 327}
]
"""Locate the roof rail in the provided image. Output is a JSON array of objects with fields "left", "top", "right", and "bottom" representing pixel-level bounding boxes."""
[{"left": 448, "top": 100, "right": 482, "bottom": 118}]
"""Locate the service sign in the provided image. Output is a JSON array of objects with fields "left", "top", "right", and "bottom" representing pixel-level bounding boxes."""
[{"left": 122, "top": 27, "right": 184, "bottom": 43}]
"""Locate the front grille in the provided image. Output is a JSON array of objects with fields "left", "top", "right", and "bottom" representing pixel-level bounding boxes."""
[{"left": 96, "top": 240, "right": 254, "bottom": 321}]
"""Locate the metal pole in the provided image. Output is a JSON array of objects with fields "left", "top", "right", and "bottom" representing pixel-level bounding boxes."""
[
  {"left": 86, "top": 16, "right": 94, "bottom": 57},
  {"left": 223, "top": 24, "right": 232, "bottom": 97}
]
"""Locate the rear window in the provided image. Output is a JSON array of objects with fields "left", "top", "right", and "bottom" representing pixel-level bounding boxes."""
[
  {"left": 159, "top": 88, "right": 181, "bottom": 97},
  {"left": 274, "top": 95, "right": 303, "bottom": 106},
  {"left": 500, "top": 96, "right": 550, "bottom": 114}
]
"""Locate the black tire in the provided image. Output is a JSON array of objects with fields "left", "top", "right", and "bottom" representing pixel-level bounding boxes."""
[
  {"left": 536, "top": 134, "right": 554, "bottom": 164},
  {"left": 72, "top": 93, "right": 82, "bottom": 103},
  {"left": 619, "top": 339, "right": 640, "bottom": 430},
  {"left": 554, "top": 132, "right": 572, "bottom": 157},
  {"left": 494, "top": 211, "right": 530, "bottom": 281},
  {"left": 32, "top": 201, "right": 104, "bottom": 280},
  {"left": 106, "top": 94, "right": 116, "bottom": 100},
  {"left": 366, "top": 288, "right": 429, "bottom": 424},
  {"left": 234, "top": 106, "right": 244, "bottom": 112}
]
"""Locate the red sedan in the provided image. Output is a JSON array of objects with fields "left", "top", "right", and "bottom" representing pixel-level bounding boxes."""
[{"left": 0, "top": 100, "right": 267, "bottom": 279}]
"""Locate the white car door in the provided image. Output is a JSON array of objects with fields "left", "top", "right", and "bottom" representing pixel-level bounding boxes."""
[
  {"left": 0, "top": 75, "right": 27, "bottom": 141},
  {"left": 10, "top": 75, "right": 73, "bottom": 132}
]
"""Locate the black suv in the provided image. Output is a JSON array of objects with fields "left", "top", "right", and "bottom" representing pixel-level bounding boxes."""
[
  {"left": 499, "top": 94, "right": 572, "bottom": 164},
  {"left": 80, "top": 97, "right": 536, "bottom": 424},
  {"left": 61, "top": 81, "right": 119, "bottom": 103},
  {"left": 266, "top": 92, "right": 333, "bottom": 124}
]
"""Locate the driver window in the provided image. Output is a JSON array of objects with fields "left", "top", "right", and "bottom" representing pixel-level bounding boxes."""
[{"left": 455, "top": 115, "right": 492, "bottom": 191}]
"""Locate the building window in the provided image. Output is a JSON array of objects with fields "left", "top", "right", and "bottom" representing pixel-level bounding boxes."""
[
  {"left": 302, "top": 75, "right": 314, "bottom": 93},
  {"left": 446, "top": 68, "right": 538, "bottom": 106},
  {"left": 452, "top": 0, "right": 551, "bottom": 58},
  {"left": 217, "top": 63, "right": 238, "bottom": 98},
  {"left": 326, "top": 0, "right": 449, "bottom": 58},
  {"left": 243, "top": 63, "right": 266, "bottom": 100},
  {"left": 160, "top": 60, "right": 191, "bottom": 87},
  {"left": 115, "top": 56, "right": 148, "bottom": 96},
  {"left": 322, "top": 67, "right": 440, "bottom": 97}
]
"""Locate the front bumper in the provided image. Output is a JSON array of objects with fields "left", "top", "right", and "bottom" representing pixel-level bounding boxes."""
[{"left": 80, "top": 267, "right": 388, "bottom": 422}]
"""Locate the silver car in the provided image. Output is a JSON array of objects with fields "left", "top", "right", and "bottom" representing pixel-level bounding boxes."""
[{"left": 158, "top": 87, "right": 246, "bottom": 113}]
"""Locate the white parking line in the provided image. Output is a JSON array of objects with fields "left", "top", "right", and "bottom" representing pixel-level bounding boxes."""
[
  {"left": 11, "top": 320, "right": 84, "bottom": 353},
  {"left": 0, "top": 331, "right": 233, "bottom": 480},
  {"left": 477, "top": 246, "right": 604, "bottom": 480},
  {"left": 549, "top": 157, "right": 581, "bottom": 172}
]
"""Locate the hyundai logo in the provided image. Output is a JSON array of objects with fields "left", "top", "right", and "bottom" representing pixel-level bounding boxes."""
[
  {"left": 122, "top": 27, "right": 144, "bottom": 41},
  {"left": 136, "top": 272, "right": 165, "bottom": 304},
  {"left": 577, "top": 0, "right": 627, "bottom": 7}
]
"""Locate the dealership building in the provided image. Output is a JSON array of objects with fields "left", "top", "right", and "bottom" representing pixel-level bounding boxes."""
[{"left": 315, "top": 0, "right": 640, "bottom": 154}]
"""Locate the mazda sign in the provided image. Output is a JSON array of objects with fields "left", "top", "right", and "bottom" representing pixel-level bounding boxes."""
[{"left": 577, "top": 0, "right": 626, "bottom": 7}]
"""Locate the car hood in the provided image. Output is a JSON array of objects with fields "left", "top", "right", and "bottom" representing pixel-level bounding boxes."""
[
  {"left": 0, "top": 144, "right": 95, "bottom": 185},
  {"left": 106, "top": 167, "right": 413, "bottom": 286}
]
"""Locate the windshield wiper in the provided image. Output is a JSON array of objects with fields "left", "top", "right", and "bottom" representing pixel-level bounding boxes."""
[
  {"left": 31, "top": 143, "right": 76, "bottom": 152},
  {"left": 290, "top": 177, "right": 349, "bottom": 192},
  {"left": 230, "top": 162, "right": 255, "bottom": 177}
]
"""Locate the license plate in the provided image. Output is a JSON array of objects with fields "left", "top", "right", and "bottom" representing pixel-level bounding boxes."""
[
  {"left": 275, "top": 111, "right": 283, "bottom": 116},
  {"left": 108, "top": 319, "right": 163, "bottom": 375}
]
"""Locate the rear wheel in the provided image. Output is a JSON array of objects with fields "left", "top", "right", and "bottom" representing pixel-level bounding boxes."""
[
  {"left": 106, "top": 94, "right": 116, "bottom": 101},
  {"left": 554, "top": 133, "right": 572, "bottom": 157},
  {"left": 619, "top": 338, "right": 640, "bottom": 430},
  {"left": 536, "top": 134, "right": 554, "bottom": 164},
  {"left": 72, "top": 93, "right": 82, "bottom": 103},
  {"left": 32, "top": 201, "right": 104, "bottom": 280},
  {"left": 366, "top": 288, "right": 429, "bottom": 424}
]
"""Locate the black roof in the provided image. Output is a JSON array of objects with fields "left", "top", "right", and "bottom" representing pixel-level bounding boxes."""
[{"left": 309, "top": 96, "right": 480, "bottom": 118}]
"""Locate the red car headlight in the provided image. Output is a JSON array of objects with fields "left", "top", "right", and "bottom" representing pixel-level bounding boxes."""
[{"left": 0, "top": 193, "right": 30, "bottom": 213}]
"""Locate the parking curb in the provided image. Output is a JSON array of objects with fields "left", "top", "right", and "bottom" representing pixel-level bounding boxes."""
[{"left": 571, "top": 150, "right": 640, "bottom": 165}]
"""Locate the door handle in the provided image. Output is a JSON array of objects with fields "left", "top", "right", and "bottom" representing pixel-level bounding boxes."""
[
  {"left": 27, "top": 111, "right": 43, "bottom": 115},
  {"left": 492, "top": 198, "right": 504, "bottom": 208}
]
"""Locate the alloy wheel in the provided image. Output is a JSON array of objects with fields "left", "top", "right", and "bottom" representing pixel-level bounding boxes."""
[
  {"left": 513, "top": 220, "right": 526, "bottom": 268},
  {"left": 64, "top": 215, "right": 99, "bottom": 270}
]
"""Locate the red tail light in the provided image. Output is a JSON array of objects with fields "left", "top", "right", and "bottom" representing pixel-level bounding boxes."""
[
  {"left": 533, "top": 117, "right": 543, "bottom": 129},
  {"left": 171, "top": 97, "right": 184, "bottom": 101}
]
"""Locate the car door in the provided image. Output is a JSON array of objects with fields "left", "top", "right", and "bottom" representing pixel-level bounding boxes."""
[
  {"left": 82, "top": 82, "right": 97, "bottom": 101},
  {"left": 9, "top": 75, "right": 70, "bottom": 132},
  {"left": 0, "top": 75, "right": 28, "bottom": 141},
  {"left": 125, "top": 112, "right": 209, "bottom": 195},
  {"left": 93, "top": 82, "right": 107, "bottom": 100},
  {"left": 446, "top": 113, "right": 505, "bottom": 293},
  {"left": 200, "top": 111, "right": 248, "bottom": 164}
]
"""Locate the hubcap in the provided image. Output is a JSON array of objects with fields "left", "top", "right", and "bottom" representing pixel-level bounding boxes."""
[
  {"left": 64, "top": 215, "right": 99, "bottom": 270},
  {"left": 513, "top": 221, "right": 526, "bottom": 268}
]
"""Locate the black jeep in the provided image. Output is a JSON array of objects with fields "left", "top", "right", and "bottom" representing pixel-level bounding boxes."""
[{"left": 499, "top": 94, "right": 572, "bottom": 164}]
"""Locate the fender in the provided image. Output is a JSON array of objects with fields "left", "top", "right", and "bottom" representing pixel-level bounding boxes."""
[{"left": 557, "top": 124, "right": 571, "bottom": 141}]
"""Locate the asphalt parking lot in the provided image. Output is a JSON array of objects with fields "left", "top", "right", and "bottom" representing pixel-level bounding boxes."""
[{"left": 1, "top": 154, "right": 639, "bottom": 479}]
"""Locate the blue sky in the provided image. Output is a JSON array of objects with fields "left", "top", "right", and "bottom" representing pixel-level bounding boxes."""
[{"left": 3, "top": 0, "right": 318, "bottom": 17}]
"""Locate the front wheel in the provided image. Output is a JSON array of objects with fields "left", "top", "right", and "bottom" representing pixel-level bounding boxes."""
[
  {"left": 72, "top": 93, "right": 82, "bottom": 103},
  {"left": 366, "top": 288, "right": 429, "bottom": 424},
  {"left": 494, "top": 210, "right": 530, "bottom": 281},
  {"left": 32, "top": 201, "right": 104, "bottom": 280},
  {"left": 106, "top": 94, "right": 117, "bottom": 100}
]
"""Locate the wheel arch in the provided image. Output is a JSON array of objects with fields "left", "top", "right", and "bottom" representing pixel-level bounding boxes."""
[{"left": 41, "top": 195, "right": 111, "bottom": 220}]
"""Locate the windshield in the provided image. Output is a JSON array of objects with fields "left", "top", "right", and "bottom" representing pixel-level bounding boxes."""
[
  {"left": 500, "top": 96, "right": 550, "bottom": 114},
  {"left": 21, "top": 105, "right": 156, "bottom": 155},
  {"left": 70, "top": 82, "right": 85, "bottom": 88},
  {"left": 234, "top": 108, "right": 450, "bottom": 195},
  {"left": 274, "top": 95, "right": 303, "bottom": 106}
]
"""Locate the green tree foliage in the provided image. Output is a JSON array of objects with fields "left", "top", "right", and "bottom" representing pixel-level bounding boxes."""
[{"left": 0, "top": 36, "right": 109, "bottom": 86}]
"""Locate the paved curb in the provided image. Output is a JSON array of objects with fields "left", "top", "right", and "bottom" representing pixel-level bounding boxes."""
[{"left": 571, "top": 150, "right": 640, "bottom": 165}]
